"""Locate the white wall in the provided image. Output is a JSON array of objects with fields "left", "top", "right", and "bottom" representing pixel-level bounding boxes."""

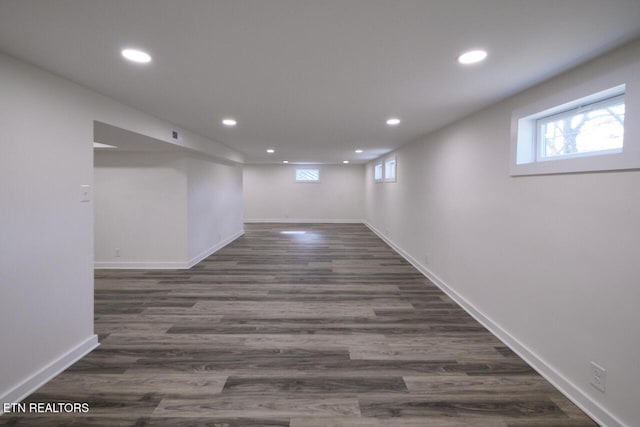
[
  {"left": 0, "top": 51, "right": 244, "bottom": 407},
  {"left": 187, "top": 156, "right": 244, "bottom": 263},
  {"left": 94, "top": 151, "right": 188, "bottom": 267},
  {"left": 243, "top": 164, "right": 364, "bottom": 222},
  {"left": 365, "top": 41, "right": 640, "bottom": 427},
  {"left": 94, "top": 152, "right": 244, "bottom": 268},
  {"left": 0, "top": 53, "right": 97, "bottom": 406}
]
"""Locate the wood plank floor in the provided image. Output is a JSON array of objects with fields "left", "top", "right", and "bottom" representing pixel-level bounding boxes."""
[{"left": 1, "top": 223, "right": 598, "bottom": 426}]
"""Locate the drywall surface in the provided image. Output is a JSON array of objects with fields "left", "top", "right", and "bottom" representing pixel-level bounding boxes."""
[
  {"left": 94, "top": 151, "right": 188, "bottom": 267},
  {"left": 186, "top": 156, "right": 244, "bottom": 262},
  {"left": 0, "top": 51, "right": 243, "bottom": 404},
  {"left": 365, "top": 41, "right": 640, "bottom": 427},
  {"left": 243, "top": 164, "right": 364, "bottom": 222},
  {"left": 0, "top": 53, "right": 97, "bottom": 404},
  {"left": 94, "top": 152, "right": 244, "bottom": 268}
]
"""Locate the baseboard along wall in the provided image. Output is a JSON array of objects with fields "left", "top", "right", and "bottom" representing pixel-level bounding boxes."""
[{"left": 364, "top": 221, "right": 624, "bottom": 427}]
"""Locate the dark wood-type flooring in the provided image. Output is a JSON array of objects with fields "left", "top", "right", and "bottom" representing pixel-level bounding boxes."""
[{"left": 2, "top": 223, "right": 597, "bottom": 426}]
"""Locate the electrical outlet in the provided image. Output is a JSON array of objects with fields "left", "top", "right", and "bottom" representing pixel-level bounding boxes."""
[
  {"left": 115, "top": 248, "right": 121, "bottom": 258},
  {"left": 590, "top": 361, "right": 606, "bottom": 392}
]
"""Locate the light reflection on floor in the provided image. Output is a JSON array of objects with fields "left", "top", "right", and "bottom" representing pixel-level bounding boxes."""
[{"left": 278, "top": 229, "right": 326, "bottom": 243}]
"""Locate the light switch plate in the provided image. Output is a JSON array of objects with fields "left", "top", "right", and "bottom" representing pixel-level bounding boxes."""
[{"left": 80, "top": 185, "right": 91, "bottom": 202}]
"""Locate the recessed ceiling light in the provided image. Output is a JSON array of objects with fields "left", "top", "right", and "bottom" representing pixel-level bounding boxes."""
[
  {"left": 458, "top": 49, "right": 487, "bottom": 65},
  {"left": 343, "top": 160, "right": 349, "bottom": 164},
  {"left": 222, "top": 118, "right": 237, "bottom": 126},
  {"left": 267, "top": 149, "right": 275, "bottom": 153},
  {"left": 283, "top": 160, "right": 289, "bottom": 163},
  {"left": 121, "top": 48, "right": 152, "bottom": 64},
  {"left": 355, "top": 149, "right": 363, "bottom": 153},
  {"left": 386, "top": 118, "right": 401, "bottom": 126}
]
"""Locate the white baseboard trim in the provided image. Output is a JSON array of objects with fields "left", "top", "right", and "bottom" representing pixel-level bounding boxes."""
[
  {"left": 0, "top": 335, "right": 99, "bottom": 415},
  {"left": 186, "top": 229, "right": 245, "bottom": 268},
  {"left": 94, "top": 229, "right": 245, "bottom": 270},
  {"left": 244, "top": 218, "right": 364, "bottom": 224},
  {"left": 94, "top": 260, "right": 189, "bottom": 269},
  {"left": 364, "top": 221, "right": 624, "bottom": 427}
]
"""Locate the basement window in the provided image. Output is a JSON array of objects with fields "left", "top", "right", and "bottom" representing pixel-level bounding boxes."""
[
  {"left": 295, "top": 168, "right": 320, "bottom": 182},
  {"left": 510, "top": 84, "right": 639, "bottom": 175},
  {"left": 536, "top": 95, "right": 624, "bottom": 161},
  {"left": 385, "top": 156, "right": 396, "bottom": 182},
  {"left": 374, "top": 162, "right": 383, "bottom": 182}
]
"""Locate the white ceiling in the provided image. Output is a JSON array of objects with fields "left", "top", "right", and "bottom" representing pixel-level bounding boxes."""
[{"left": 1, "top": 0, "right": 639, "bottom": 164}]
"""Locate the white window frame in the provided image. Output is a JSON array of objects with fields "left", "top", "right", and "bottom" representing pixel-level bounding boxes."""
[
  {"left": 510, "top": 82, "right": 640, "bottom": 176},
  {"left": 374, "top": 162, "right": 384, "bottom": 182},
  {"left": 295, "top": 167, "right": 321, "bottom": 183},
  {"left": 384, "top": 156, "right": 397, "bottom": 182},
  {"left": 534, "top": 94, "right": 624, "bottom": 162}
]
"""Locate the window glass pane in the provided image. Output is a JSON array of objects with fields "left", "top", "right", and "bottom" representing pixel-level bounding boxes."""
[
  {"left": 538, "top": 98, "right": 624, "bottom": 159},
  {"left": 385, "top": 158, "right": 396, "bottom": 180},
  {"left": 295, "top": 168, "right": 320, "bottom": 181},
  {"left": 374, "top": 163, "right": 383, "bottom": 180}
]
